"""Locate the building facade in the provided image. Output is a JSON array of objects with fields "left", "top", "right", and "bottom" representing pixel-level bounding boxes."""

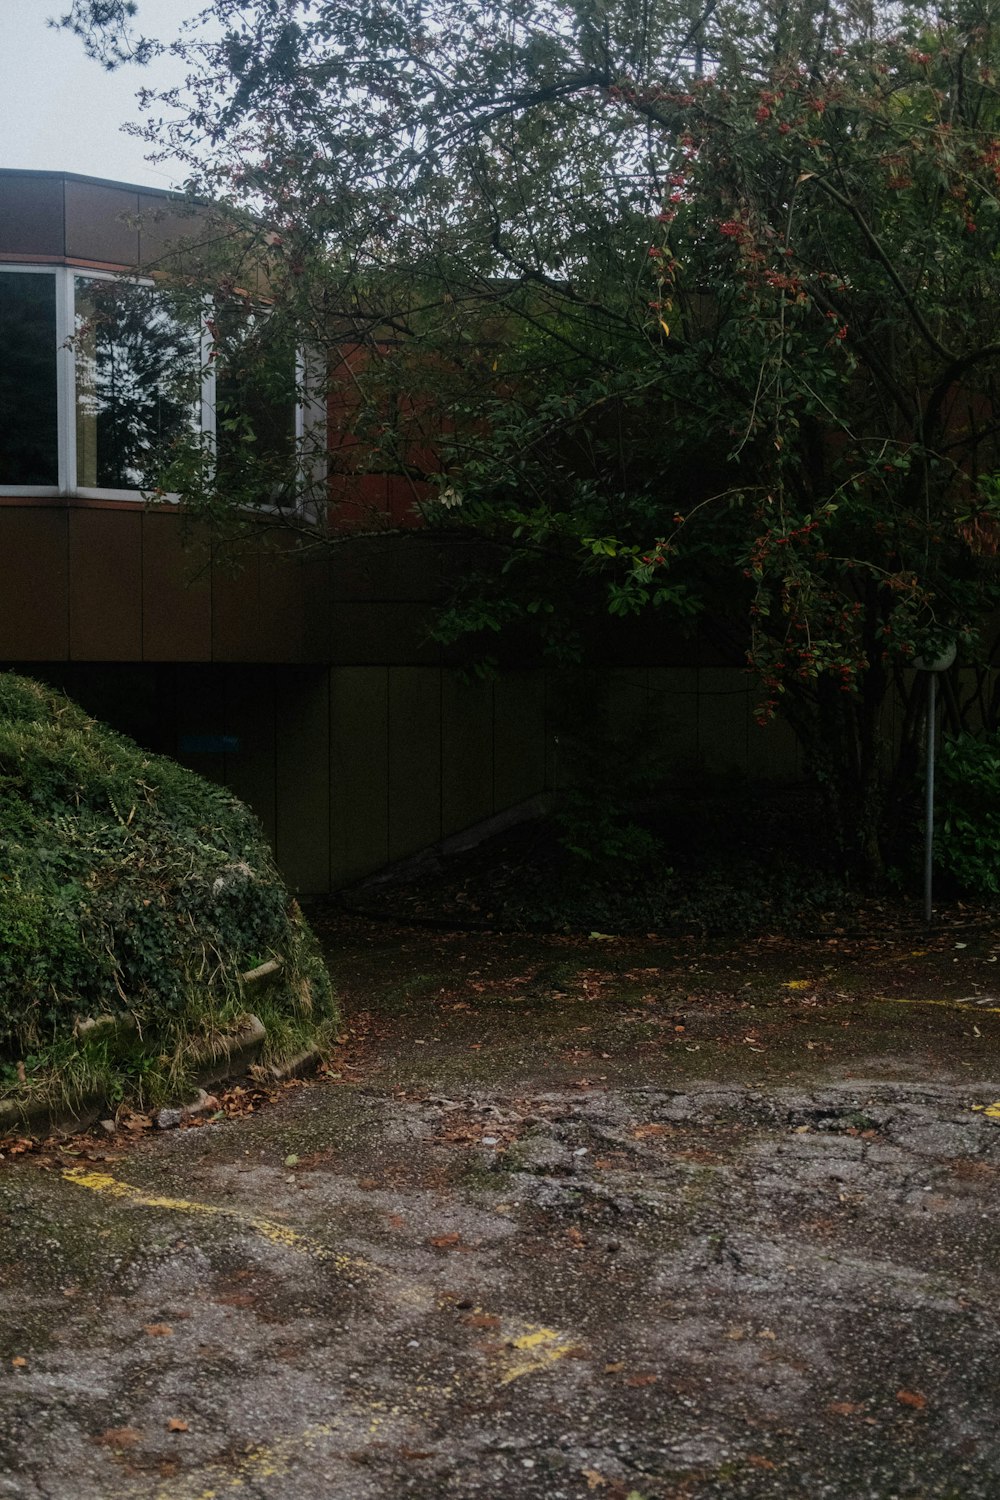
[{"left": 0, "top": 170, "right": 798, "bottom": 892}]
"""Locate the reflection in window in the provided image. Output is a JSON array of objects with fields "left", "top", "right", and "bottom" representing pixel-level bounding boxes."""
[
  {"left": 75, "top": 278, "right": 201, "bottom": 490},
  {"left": 212, "top": 303, "right": 297, "bottom": 493},
  {"left": 0, "top": 272, "right": 58, "bottom": 486}
]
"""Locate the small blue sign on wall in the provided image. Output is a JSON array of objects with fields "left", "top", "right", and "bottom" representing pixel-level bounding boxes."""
[{"left": 179, "top": 734, "right": 240, "bottom": 755}]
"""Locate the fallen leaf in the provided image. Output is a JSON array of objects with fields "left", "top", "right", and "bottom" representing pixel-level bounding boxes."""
[
  {"left": 582, "top": 1470, "right": 608, "bottom": 1490},
  {"left": 604, "top": 1361, "right": 625, "bottom": 1374},
  {"left": 828, "top": 1401, "right": 864, "bottom": 1417},
  {"left": 460, "top": 1312, "right": 501, "bottom": 1330},
  {"left": 725, "top": 1326, "right": 745, "bottom": 1341},
  {"left": 429, "top": 1232, "right": 462, "bottom": 1249},
  {"left": 897, "top": 1389, "right": 927, "bottom": 1410},
  {"left": 143, "top": 1323, "right": 173, "bottom": 1338},
  {"left": 95, "top": 1427, "right": 141, "bottom": 1448},
  {"left": 284, "top": 1154, "right": 300, "bottom": 1169},
  {"left": 166, "top": 1418, "right": 189, "bottom": 1433},
  {"left": 400, "top": 1448, "right": 434, "bottom": 1460},
  {"left": 748, "top": 1454, "right": 777, "bottom": 1470},
  {"left": 631, "top": 1123, "right": 669, "bottom": 1140},
  {"left": 566, "top": 1226, "right": 586, "bottom": 1246},
  {"left": 625, "top": 1372, "right": 658, "bottom": 1387},
  {"left": 10, "top": 1357, "right": 26, "bottom": 1368}
]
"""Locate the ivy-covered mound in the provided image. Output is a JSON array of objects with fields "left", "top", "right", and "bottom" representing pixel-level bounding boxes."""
[{"left": 0, "top": 673, "right": 335, "bottom": 1115}]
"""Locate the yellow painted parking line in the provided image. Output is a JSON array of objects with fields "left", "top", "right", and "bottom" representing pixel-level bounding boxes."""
[
  {"left": 63, "top": 1167, "right": 579, "bottom": 1392},
  {"left": 499, "top": 1325, "right": 580, "bottom": 1384},
  {"left": 62, "top": 1168, "right": 361, "bottom": 1268},
  {"left": 882, "top": 995, "right": 1000, "bottom": 1015}
]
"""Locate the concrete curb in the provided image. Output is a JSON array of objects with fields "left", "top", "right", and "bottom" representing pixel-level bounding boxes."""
[
  {"left": 265, "top": 1047, "right": 324, "bottom": 1084},
  {"left": 0, "top": 1091, "right": 105, "bottom": 1141},
  {"left": 0, "top": 957, "right": 296, "bottom": 1141},
  {"left": 0, "top": 1006, "right": 277, "bottom": 1144}
]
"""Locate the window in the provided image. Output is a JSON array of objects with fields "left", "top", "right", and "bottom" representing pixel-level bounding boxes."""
[
  {"left": 0, "top": 266, "right": 320, "bottom": 505},
  {"left": 0, "top": 270, "right": 59, "bottom": 488},
  {"left": 211, "top": 301, "right": 299, "bottom": 502},
  {"left": 74, "top": 278, "right": 201, "bottom": 491}
]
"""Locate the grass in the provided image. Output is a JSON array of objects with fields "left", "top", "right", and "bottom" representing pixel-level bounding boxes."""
[{"left": 0, "top": 673, "right": 337, "bottom": 1124}]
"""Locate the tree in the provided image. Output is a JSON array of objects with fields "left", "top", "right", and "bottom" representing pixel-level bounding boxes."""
[{"left": 61, "top": 0, "right": 1000, "bottom": 880}]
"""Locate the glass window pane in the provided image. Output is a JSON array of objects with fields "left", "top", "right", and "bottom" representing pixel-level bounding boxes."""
[
  {"left": 213, "top": 303, "right": 297, "bottom": 493},
  {"left": 75, "top": 278, "right": 201, "bottom": 490},
  {"left": 0, "top": 272, "right": 58, "bottom": 486}
]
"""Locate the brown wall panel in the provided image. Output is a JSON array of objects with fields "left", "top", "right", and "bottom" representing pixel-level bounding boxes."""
[
  {"left": 329, "top": 667, "right": 390, "bottom": 886},
  {"left": 330, "top": 600, "right": 440, "bottom": 665},
  {"left": 493, "top": 670, "right": 547, "bottom": 809},
  {"left": 329, "top": 535, "right": 444, "bottom": 602},
  {"left": 65, "top": 180, "right": 139, "bottom": 265},
  {"left": 141, "top": 512, "right": 212, "bottom": 661},
  {"left": 387, "top": 667, "right": 442, "bottom": 861},
  {"left": 0, "top": 507, "right": 69, "bottom": 659},
  {"left": 0, "top": 173, "right": 64, "bottom": 256},
  {"left": 258, "top": 540, "right": 331, "bottom": 663},
  {"left": 441, "top": 671, "right": 495, "bottom": 836},
  {"left": 69, "top": 508, "right": 142, "bottom": 660},
  {"left": 211, "top": 543, "right": 262, "bottom": 661},
  {"left": 137, "top": 194, "right": 206, "bottom": 269},
  {"left": 275, "top": 668, "right": 330, "bottom": 893}
]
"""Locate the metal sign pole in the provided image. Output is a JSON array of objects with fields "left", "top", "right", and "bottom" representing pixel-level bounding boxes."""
[{"left": 915, "top": 640, "right": 955, "bottom": 927}]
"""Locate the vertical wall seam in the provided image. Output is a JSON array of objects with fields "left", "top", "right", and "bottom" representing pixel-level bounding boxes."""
[
  {"left": 385, "top": 664, "right": 391, "bottom": 867},
  {"left": 327, "top": 666, "right": 333, "bottom": 893},
  {"left": 272, "top": 666, "right": 279, "bottom": 872},
  {"left": 490, "top": 674, "right": 497, "bottom": 814}
]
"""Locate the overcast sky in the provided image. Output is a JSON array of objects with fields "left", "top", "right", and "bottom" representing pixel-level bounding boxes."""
[{"left": 1, "top": 0, "right": 201, "bottom": 189}]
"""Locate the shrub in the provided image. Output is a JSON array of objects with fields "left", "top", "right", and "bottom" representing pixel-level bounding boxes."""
[
  {"left": 0, "top": 673, "right": 335, "bottom": 1107},
  {"left": 937, "top": 731, "right": 1000, "bottom": 897}
]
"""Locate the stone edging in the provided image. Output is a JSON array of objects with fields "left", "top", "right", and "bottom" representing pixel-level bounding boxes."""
[{"left": 0, "top": 956, "right": 319, "bottom": 1141}]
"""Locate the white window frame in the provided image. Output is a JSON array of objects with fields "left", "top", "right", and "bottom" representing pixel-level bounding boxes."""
[{"left": 0, "top": 264, "right": 324, "bottom": 507}]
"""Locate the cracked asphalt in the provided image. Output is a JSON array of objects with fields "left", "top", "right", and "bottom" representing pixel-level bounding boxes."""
[{"left": 2, "top": 913, "right": 1000, "bottom": 1499}]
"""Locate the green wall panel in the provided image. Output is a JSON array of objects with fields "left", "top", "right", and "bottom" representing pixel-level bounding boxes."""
[
  {"left": 441, "top": 671, "right": 495, "bottom": 836},
  {"left": 329, "top": 666, "right": 389, "bottom": 885},
  {"left": 276, "top": 667, "right": 331, "bottom": 893},
  {"left": 697, "top": 667, "right": 750, "bottom": 775},
  {"left": 222, "top": 665, "right": 278, "bottom": 850},
  {"left": 493, "top": 670, "right": 547, "bottom": 809},
  {"left": 387, "top": 666, "right": 442, "bottom": 861}
]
